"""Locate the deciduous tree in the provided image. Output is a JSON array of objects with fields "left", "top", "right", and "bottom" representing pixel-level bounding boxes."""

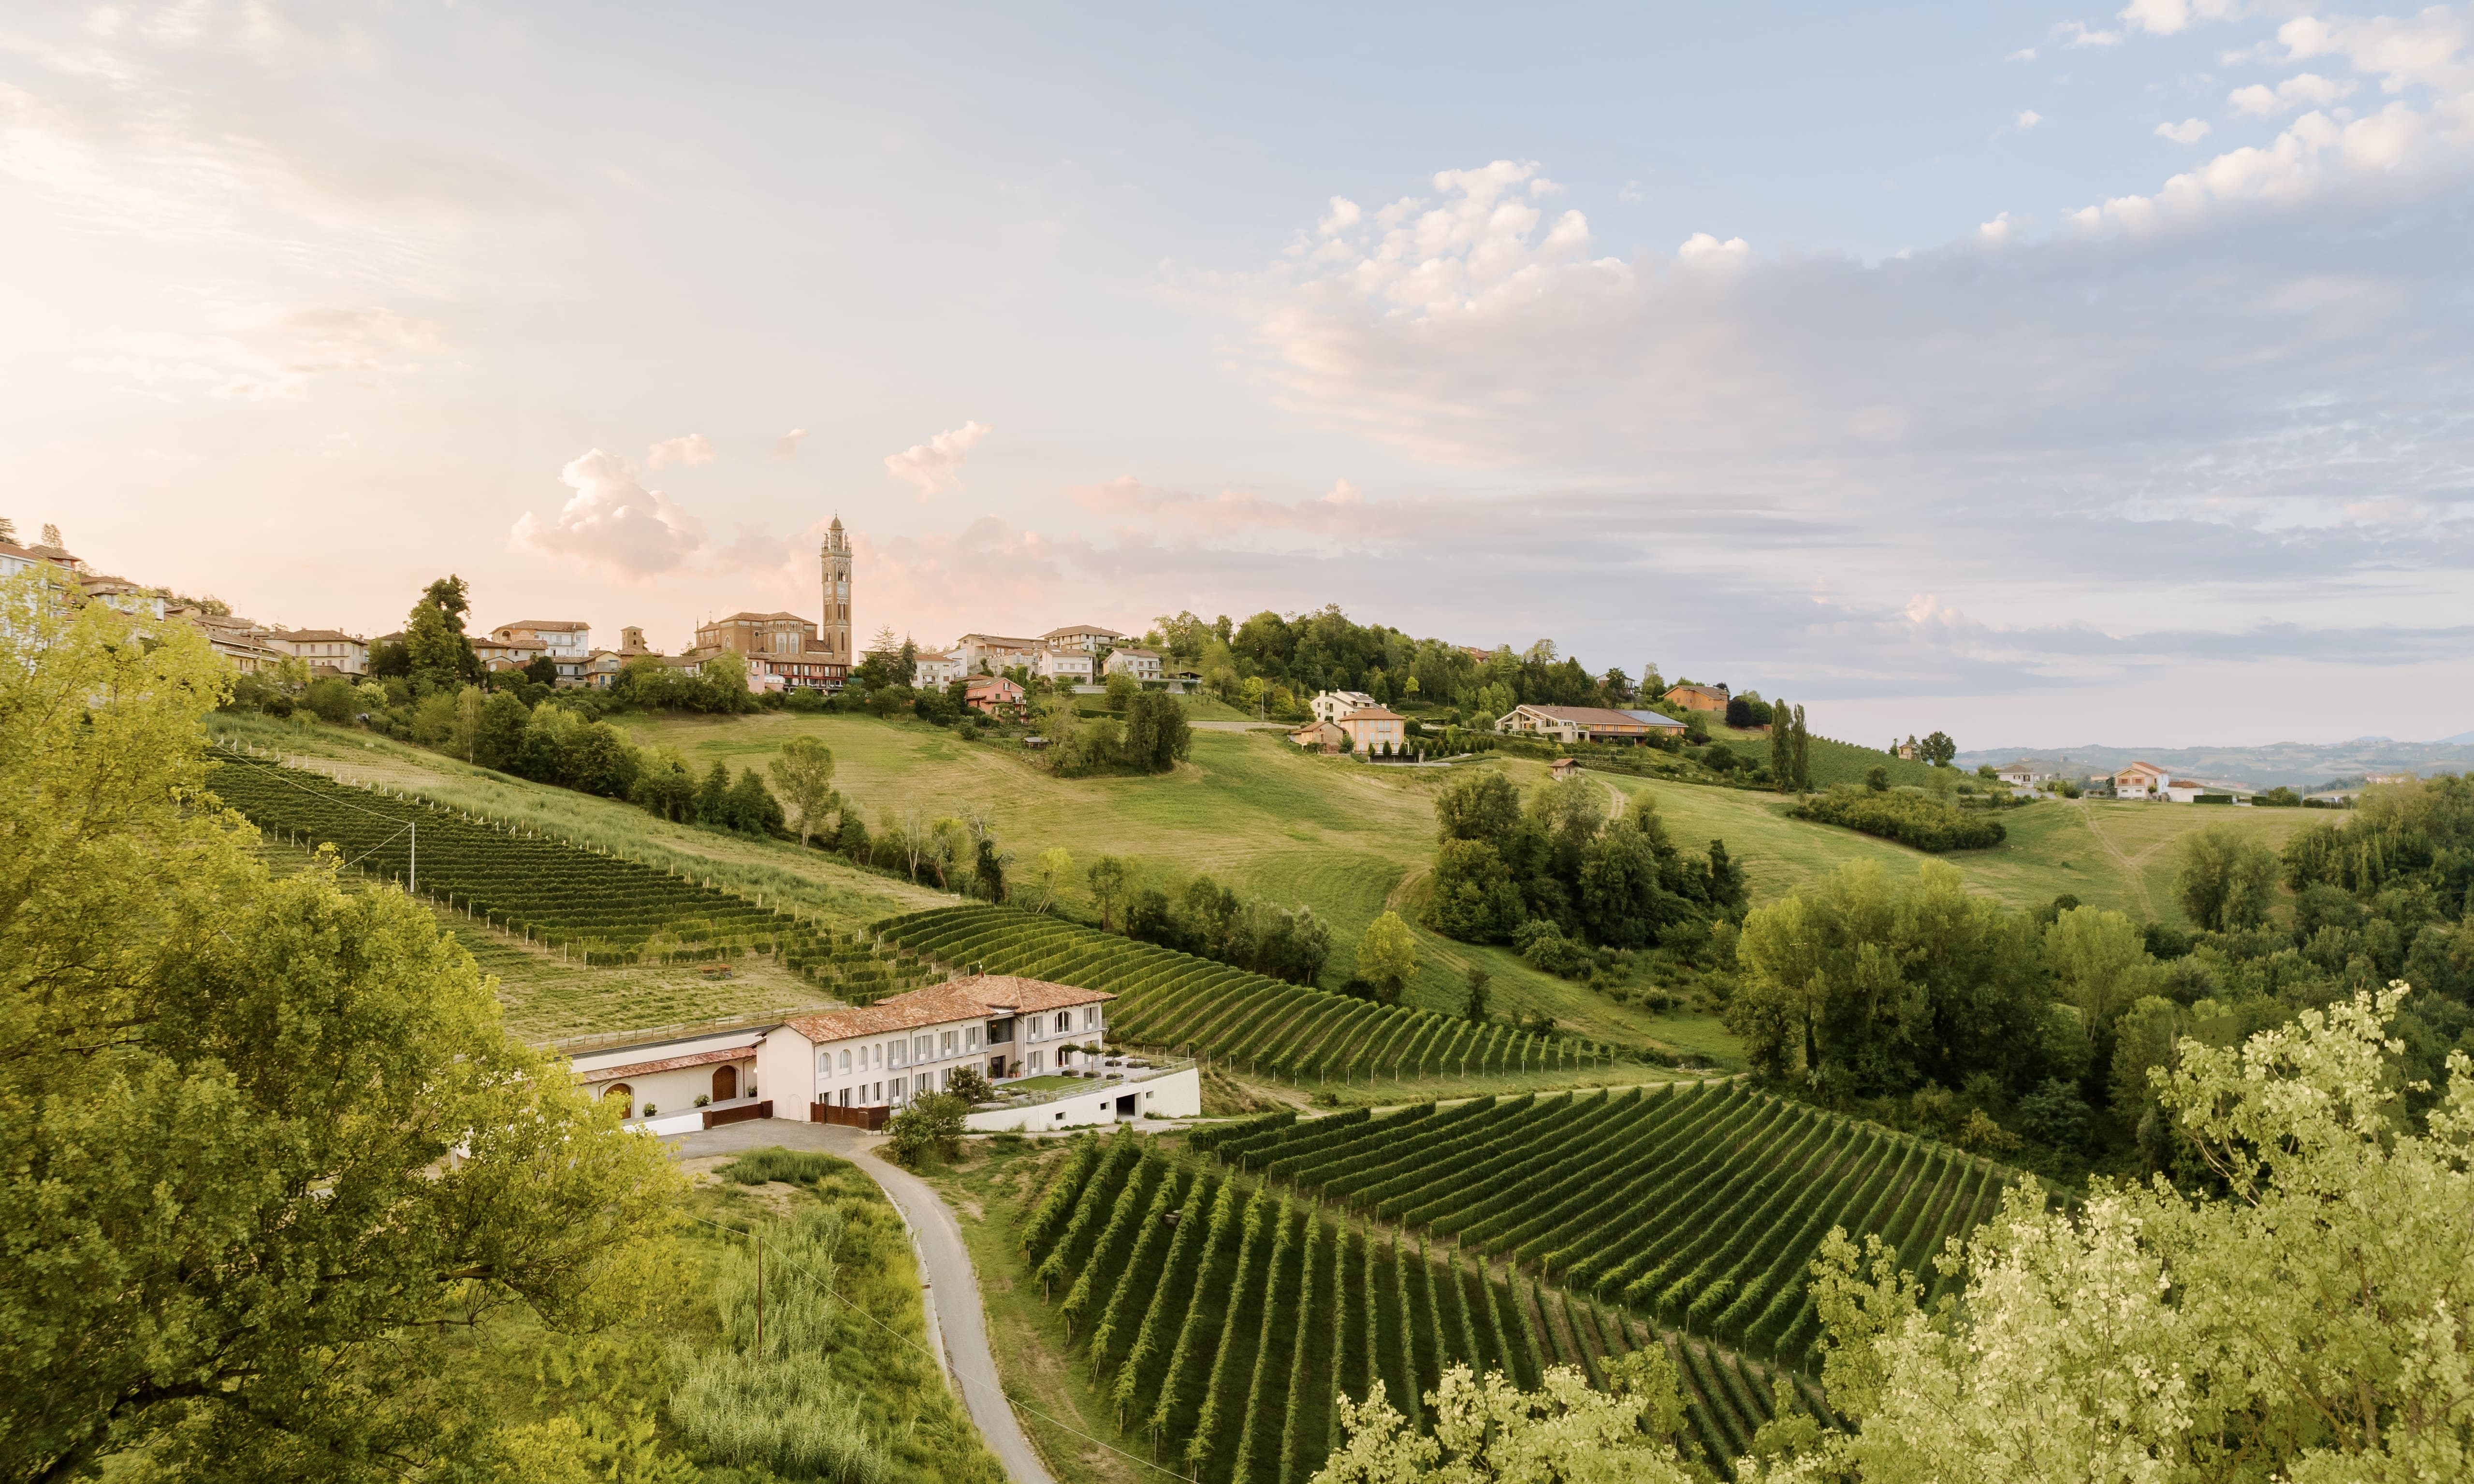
[
  {"left": 766, "top": 735, "right": 840, "bottom": 846},
  {"left": 0, "top": 570, "right": 680, "bottom": 1484}
]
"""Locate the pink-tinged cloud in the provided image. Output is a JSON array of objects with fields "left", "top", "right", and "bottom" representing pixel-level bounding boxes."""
[
  {"left": 510, "top": 449, "right": 708, "bottom": 577},
  {"left": 775, "top": 427, "right": 809, "bottom": 459},
  {"left": 647, "top": 432, "right": 716, "bottom": 467},
  {"left": 883, "top": 421, "right": 992, "bottom": 497}
]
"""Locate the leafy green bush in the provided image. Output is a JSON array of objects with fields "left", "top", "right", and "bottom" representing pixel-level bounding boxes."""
[{"left": 1790, "top": 785, "right": 2007, "bottom": 851}]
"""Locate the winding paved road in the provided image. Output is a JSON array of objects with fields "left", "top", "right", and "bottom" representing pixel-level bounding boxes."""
[{"left": 668, "top": 1121, "right": 1056, "bottom": 1484}]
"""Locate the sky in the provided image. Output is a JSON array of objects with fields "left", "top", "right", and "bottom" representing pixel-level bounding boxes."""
[{"left": 5, "top": 0, "right": 2472, "bottom": 749}]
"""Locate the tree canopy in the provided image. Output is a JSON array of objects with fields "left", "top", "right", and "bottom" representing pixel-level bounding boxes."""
[{"left": 0, "top": 567, "right": 680, "bottom": 1483}]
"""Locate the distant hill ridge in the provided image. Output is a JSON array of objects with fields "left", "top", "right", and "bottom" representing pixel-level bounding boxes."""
[{"left": 1952, "top": 736, "right": 2474, "bottom": 792}]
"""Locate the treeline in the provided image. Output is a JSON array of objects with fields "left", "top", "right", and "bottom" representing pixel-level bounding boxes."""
[
  {"left": 1726, "top": 777, "right": 2474, "bottom": 1182},
  {"left": 1088, "top": 861, "right": 1336, "bottom": 985},
  {"left": 1422, "top": 770, "right": 1746, "bottom": 975},
  {"left": 1145, "top": 605, "right": 1737, "bottom": 723},
  {"left": 1791, "top": 784, "right": 2008, "bottom": 850}
]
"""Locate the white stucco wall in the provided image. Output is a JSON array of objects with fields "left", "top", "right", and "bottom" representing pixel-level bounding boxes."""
[{"left": 963, "top": 1066, "right": 1200, "bottom": 1131}]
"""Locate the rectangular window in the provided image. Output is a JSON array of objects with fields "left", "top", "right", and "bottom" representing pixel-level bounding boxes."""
[
  {"left": 940, "top": 1030, "right": 955, "bottom": 1056},
  {"left": 965, "top": 1026, "right": 981, "bottom": 1051},
  {"left": 1030, "top": 1051, "right": 1043, "bottom": 1073}
]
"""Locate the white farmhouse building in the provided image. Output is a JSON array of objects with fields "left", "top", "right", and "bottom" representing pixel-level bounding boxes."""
[{"left": 566, "top": 974, "right": 1197, "bottom": 1135}]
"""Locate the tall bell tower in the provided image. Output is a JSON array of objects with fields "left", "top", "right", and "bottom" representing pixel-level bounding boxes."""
[{"left": 820, "top": 516, "right": 852, "bottom": 663}]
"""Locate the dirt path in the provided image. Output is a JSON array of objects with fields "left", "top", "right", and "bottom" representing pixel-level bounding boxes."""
[
  {"left": 668, "top": 1122, "right": 1055, "bottom": 1484},
  {"left": 2071, "top": 802, "right": 2154, "bottom": 918}
]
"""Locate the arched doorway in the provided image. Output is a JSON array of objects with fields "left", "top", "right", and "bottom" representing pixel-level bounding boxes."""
[
  {"left": 713, "top": 1064, "right": 738, "bottom": 1102},
  {"left": 604, "top": 1083, "right": 634, "bottom": 1118}
]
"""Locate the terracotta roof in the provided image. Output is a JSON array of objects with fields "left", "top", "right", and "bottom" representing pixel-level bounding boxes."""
[
  {"left": 780, "top": 975, "right": 1113, "bottom": 1044},
  {"left": 1042, "top": 624, "right": 1122, "bottom": 639},
  {"left": 1110, "top": 647, "right": 1160, "bottom": 659},
  {"left": 1339, "top": 706, "right": 1405, "bottom": 721},
  {"left": 577, "top": 1045, "right": 755, "bottom": 1082},
  {"left": 706, "top": 611, "right": 810, "bottom": 625},
  {"left": 274, "top": 628, "right": 360, "bottom": 643},
  {"left": 1516, "top": 704, "right": 1666, "bottom": 728},
  {"left": 500, "top": 619, "right": 589, "bottom": 631}
]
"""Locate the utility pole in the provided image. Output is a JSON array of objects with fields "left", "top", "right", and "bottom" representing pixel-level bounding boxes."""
[
  {"left": 755, "top": 1232, "right": 764, "bottom": 1358},
  {"left": 408, "top": 821, "right": 417, "bottom": 893}
]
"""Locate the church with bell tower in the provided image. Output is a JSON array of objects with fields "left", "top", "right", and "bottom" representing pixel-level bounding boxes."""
[{"left": 819, "top": 515, "right": 852, "bottom": 662}]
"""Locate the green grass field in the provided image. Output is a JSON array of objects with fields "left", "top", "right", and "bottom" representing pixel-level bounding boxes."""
[{"left": 222, "top": 707, "right": 2322, "bottom": 1058}]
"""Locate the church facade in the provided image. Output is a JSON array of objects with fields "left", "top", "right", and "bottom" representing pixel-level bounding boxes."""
[{"left": 682, "top": 514, "right": 857, "bottom": 692}]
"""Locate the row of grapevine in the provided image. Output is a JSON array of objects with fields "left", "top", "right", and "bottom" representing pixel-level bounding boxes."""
[
  {"left": 213, "top": 753, "right": 932, "bottom": 1004},
  {"left": 1206, "top": 1081, "right": 2026, "bottom": 1370},
  {"left": 1022, "top": 1129, "right": 1822, "bottom": 1480},
  {"left": 871, "top": 904, "right": 1623, "bottom": 1083}
]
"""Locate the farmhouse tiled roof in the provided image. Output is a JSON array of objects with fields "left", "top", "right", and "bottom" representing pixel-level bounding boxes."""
[
  {"left": 780, "top": 976, "right": 1114, "bottom": 1044},
  {"left": 1339, "top": 706, "right": 1405, "bottom": 721},
  {"left": 503, "top": 618, "right": 589, "bottom": 631},
  {"left": 575, "top": 1044, "right": 755, "bottom": 1082},
  {"left": 275, "top": 628, "right": 360, "bottom": 643}
]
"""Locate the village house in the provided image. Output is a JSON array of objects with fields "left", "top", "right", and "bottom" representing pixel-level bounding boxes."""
[
  {"left": 1660, "top": 683, "right": 1732, "bottom": 712},
  {"left": 490, "top": 620, "right": 591, "bottom": 679},
  {"left": 1033, "top": 648, "right": 1094, "bottom": 683},
  {"left": 956, "top": 633, "right": 1042, "bottom": 674},
  {"left": 1551, "top": 757, "right": 1582, "bottom": 781},
  {"left": 472, "top": 633, "right": 550, "bottom": 673},
  {"left": 2113, "top": 761, "right": 2170, "bottom": 800},
  {"left": 172, "top": 606, "right": 283, "bottom": 673},
  {"left": 1310, "top": 689, "right": 1377, "bottom": 724},
  {"left": 1495, "top": 703, "right": 1686, "bottom": 745},
  {"left": 1339, "top": 705, "right": 1408, "bottom": 754},
  {"left": 268, "top": 628, "right": 367, "bottom": 676},
  {"left": 1995, "top": 760, "right": 2052, "bottom": 788},
  {"left": 1042, "top": 623, "right": 1123, "bottom": 654},
  {"left": 1288, "top": 718, "right": 1345, "bottom": 752},
  {"left": 913, "top": 649, "right": 964, "bottom": 685},
  {"left": 964, "top": 674, "right": 1025, "bottom": 715},
  {"left": 1103, "top": 646, "right": 1162, "bottom": 682}
]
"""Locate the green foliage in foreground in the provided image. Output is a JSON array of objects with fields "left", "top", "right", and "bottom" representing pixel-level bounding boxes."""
[
  {"left": 1737, "top": 986, "right": 2474, "bottom": 1483},
  {"left": 1788, "top": 787, "right": 2006, "bottom": 852},
  {"left": 0, "top": 567, "right": 682, "bottom": 1483},
  {"left": 1295, "top": 986, "right": 2474, "bottom": 1484}
]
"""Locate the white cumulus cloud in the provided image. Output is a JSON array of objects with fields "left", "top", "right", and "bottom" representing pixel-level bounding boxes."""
[
  {"left": 511, "top": 449, "right": 708, "bottom": 576},
  {"left": 775, "top": 427, "right": 808, "bottom": 459},
  {"left": 2156, "top": 117, "right": 2214, "bottom": 143},
  {"left": 2228, "top": 72, "right": 2356, "bottom": 115},
  {"left": 2118, "top": 0, "right": 2240, "bottom": 37},
  {"left": 646, "top": 432, "right": 715, "bottom": 467},
  {"left": 883, "top": 421, "right": 993, "bottom": 497},
  {"left": 2018, "top": 109, "right": 2046, "bottom": 129}
]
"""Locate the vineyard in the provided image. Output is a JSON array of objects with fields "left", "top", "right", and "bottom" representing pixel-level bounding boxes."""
[
  {"left": 873, "top": 905, "right": 1624, "bottom": 1084},
  {"left": 1205, "top": 1083, "right": 2025, "bottom": 1368},
  {"left": 212, "top": 751, "right": 933, "bottom": 1004},
  {"left": 1018, "top": 1127, "right": 1830, "bottom": 1483}
]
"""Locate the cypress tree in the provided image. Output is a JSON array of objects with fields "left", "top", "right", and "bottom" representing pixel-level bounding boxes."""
[
  {"left": 1791, "top": 705, "right": 1810, "bottom": 792},
  {"left": 1771, "top": 697, "right": 1791, "bottom": 792}
]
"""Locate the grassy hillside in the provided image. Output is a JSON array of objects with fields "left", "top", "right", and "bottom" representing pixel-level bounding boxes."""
[
  {"left": 1602, "top": 773, "right": 2318, "bottom": 925},
  {"left": 220, "top": 707, "right": 2321, "bottom": 1056}
]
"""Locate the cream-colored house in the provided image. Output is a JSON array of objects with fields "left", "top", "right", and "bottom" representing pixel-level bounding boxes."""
[
  {"left": 914, "top": 649, "right": 965, "bottom": 685},
  {"left": 1310, "top": 690, "right": 1376, "bottom": 724},
  {"left": 1339, "top": 705, "right": 1408, "bottom": 754},
  {"left": 1042, "top": 624, "right": 1123, "bottom": 653},
  {"left": 1103, "top": 647, "right": 1162, "bottom": 681},
  {"left": 269, "top": 628, "right": 368, "bottom": 675},
  {"left": 1034, "top": 649, "right": 1093, "bottom": 683},
  {"left": 2113, "top": 762, "right": 2170, "bottom": 799}
]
